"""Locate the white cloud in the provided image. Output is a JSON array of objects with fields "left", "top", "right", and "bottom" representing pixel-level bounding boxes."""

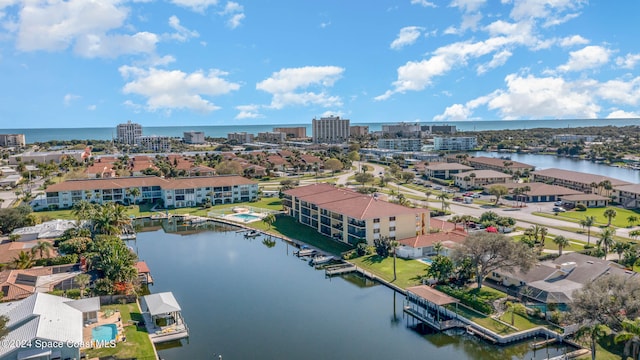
[
  {"left": 606, "top": 110, "right": 640, "bottom": 119},
  {"left": 170, "top": 0, "right": 218, "bottom": 13},
  {"left": 477, "top": 50, "right": 512, "bottom": 74},
  {"left": 390, "top": 26, "right": 424, "bottom": 50},
  {"left": 320, "top": 21, "right": 331, "bottom": 28},
  {"left": 410, "top": 0, "right": 436, "bottom": 8},
  {"left": 235, "top": 104, "right": 262, "bottom": 119},
  {"left": 63, "top": 93, "right": 80, "bottom": 106},
  {"left": 433, "top": 103, "right": 472, "bottom": 121},
  {"left": 557, "top": 45, "right": 610, "bottom": 72},
  {"left": 616, "top": 53, "right": 640, "bottom": 69},
  {"left": 509, "top": 0, "right": 586, "bottom": 21},
  {"left": 559, "top": 35, "right": 589, "bottom": 47},
  {"left": 167, "top": 16, "right": 199, "bottom": 42},
  {"left": 119, "top": 66, "right": 240, "bottom": 113},
  {"left": 12, "top": 0, "right": 158, "bottom": 58},
  {"left": 256, "top": 66, "right": 344, "bottom": 109},
  {"left": 219, "top": 1, "right": 244, "bottom": 29},
  {"left": 449, "top": 0, "right": 486, "bottom": 13},
  {"left": 87, "top": 104, "right": 97, "bottom": 111},
  {"left": 596, "top": 77, "right": 640, "bottom": 106},
  {"left": 485, "top": 74, "right": 600, "bottom": 119}
]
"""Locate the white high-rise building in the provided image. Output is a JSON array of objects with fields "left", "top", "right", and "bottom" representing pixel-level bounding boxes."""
[
  {"left": 312, "top": 116, "right": 350, "bottom": 144},
  {"left": 184, "top": 131, "right": 205, "bottom": 144},
  {"left": 116, "top": 120, "right": 142, "bottom": 145}
]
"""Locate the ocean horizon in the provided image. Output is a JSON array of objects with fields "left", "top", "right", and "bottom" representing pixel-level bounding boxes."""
[{"left": 2, "top": 118, "right": 638, "bottom": 143}]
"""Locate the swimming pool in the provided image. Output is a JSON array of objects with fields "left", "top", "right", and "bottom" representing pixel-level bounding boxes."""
[
  {"left": 229, "top": 213, "right": 262, "bottom": 223},
  {"left": 92, "top": 324, "right": 117, "bottom": 343},
  {"left": 420, "top": 258, "right": 433, "bottom": 265}
]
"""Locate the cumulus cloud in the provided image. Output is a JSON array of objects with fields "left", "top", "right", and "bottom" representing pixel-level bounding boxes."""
[
  {"left": 170, "top": 0, "right": 218, "bottom": 13},
  {"left": 477, "top": 50, "right": 512, "bottom": 74},
  {"left": 119, "top": 66, "right": 240, "bottom": 113},
  {"left": 433, "top": 104, "right": 472, "bottom": 121},
  {"left": 11, "top": 0, "right": 157, "bottom": 58},
  {"left": 256, "top": 66, "right": 344, "bottom": 109},
  {"left": 596, "top": 77, "right": 640, "bottom": 105},
  {"left": 509, "top": 0, "right": 586, "bottom": 22},
  {"left": 235, "top": 104, "right": 262, "bottom": 119},
  {"left": 219, "top": 1, "right": 244, "bottom": 29},
  {"left": 606, "top": 110, "right": 640, "bottom": 119},
  {"left": 557, "top": 45, "right": 610, "bottom": 72},
  {"left": 559, "top": 35, "right": 589, "bottom": 47},
  {"left": 167, "top": 16, "right": 199, "bottom": 42},
  {"left": 450, "top": 0, "right": 486, "bottom": 13},
  {"left": 390, "top": 26, "right": 424, "bottom": 50},
  {"left": 410, "top": 0, "right": 436, "bottom": 8},
  {"left": 616, "top": 53, "right": 640, "bottom": 69},
  {"left": 63, "top": 93, "right": 80, "bottom": 106}
]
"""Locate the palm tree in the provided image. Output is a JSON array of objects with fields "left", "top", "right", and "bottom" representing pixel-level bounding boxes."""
[
  {"left": 580, "top": 216, "right": 596, "bottom": 246},
  {"left": 433, "top": 241, "right": 443, "bottom": 256},
  {"left": 576, "top": 323, "right": 609, "bottom": 360},
  {"left": 539, "top": 226, "right": 549, "bottom": 248},
  {"left": 424, "top": 190, "right": 433, "bottom": 204},
  {"left": 262, "top": 213, "right": 276, "bottom": 230},
  {"left": 552, "top": 235, "right": 569, "bottom": 256},
  {"left": 603, "top": 208, "right": 617, "bottom": 227},
  {"left": 31, "top": 240, "right": 53, "bottom": 259},
  {"left": 390, "top": 240, "right": 399, "bottom": 282},
  {"left": 437, "top": 193, "right": 449, "bottom": 211},
  {"left": 12, "top": 251, "right": 34, "bottom": 269},
  {"left": 615, "top": 318, "right": 640, "bottom": 360},
  {"left": 127, "top": 187, "right": 141, "bottom": 205},
  {"left": 631, "top": 229, "right": 640, "bottom": 240},
  {"left": 74, "top": 273, "right": 91, "bottom": 298},
  {"left": 627, "top": 215, "right": 638, "bottom": 228},
  {"left": 597, "top": 227, "right": 616, "bottom": 259},
  {"left": 72, "top": 200, "right": 95, "bottom": 221},
  {"left": 612, "top": 241, "right": 631, "bottom": 262}
]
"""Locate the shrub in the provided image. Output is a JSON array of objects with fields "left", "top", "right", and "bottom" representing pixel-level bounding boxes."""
[
  {"left": 47, "top": 254, "right": 79, "bottom": 266},
  {"left": 575, "top": 204, "right": 587, "bottom": 211},
  {"left": 66, "top": 289, "right": 81, "bottom": 299},
  {"left": 436, "top": 285, "right": 494, "bottom": 314}
]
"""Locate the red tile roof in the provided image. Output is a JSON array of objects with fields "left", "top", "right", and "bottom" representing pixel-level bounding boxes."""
[
  {"left": 406, "top": 285, "right": 459, "bottom": 305},
  {"left": 135, "top": 261, "right": 150, "bottom": 274},
  {"left": 398, "top": 230, "right": 467, "bottom": 249},
  {"left": 46, "top": 176, "right": 256, "bottom": 192}
]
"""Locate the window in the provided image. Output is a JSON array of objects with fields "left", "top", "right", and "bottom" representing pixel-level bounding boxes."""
[
  {"left": 373, "top": 229, "right": 380, "bottom": 234},
  {"left": 373, "top": 218, "right": 380, "bottom": 223},
  {"left": 390, "top": 216, "right": 396, "bottom": 221},
  {"left": 389, "top": 227, "right": 396, "bottom": 231}
]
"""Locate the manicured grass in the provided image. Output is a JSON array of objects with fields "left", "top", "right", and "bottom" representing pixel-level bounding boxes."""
[
  {"left": 448, "top": 304, "right": 516, "bottom": 335},
  {"left": 33, "top": 197, "right": 284, "bottom": 221},
  {"left": 84, "top": 303, "right": 156, "bottom": 360},
  {"left": 349, "top": 254, "right": 427, "bottom": 289},
  {"left": 510, "top": 235, "right": 586, "bottom": 252},
  {"left": 538, "top": 207, "right": 640, "bottom": 228},
  {"left": 247, "top": 215, "right": 353, "bottom": 255},
  {"left": 497, "top": 311, "right": 549, "bottom": 331}
]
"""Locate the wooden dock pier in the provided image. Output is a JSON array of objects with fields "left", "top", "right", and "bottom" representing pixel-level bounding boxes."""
[{"left": 325, "top": 263, "right": 357, "bottom": 276}]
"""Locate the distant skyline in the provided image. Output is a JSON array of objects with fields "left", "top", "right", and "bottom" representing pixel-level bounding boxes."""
[{"left": 1, "top": 1, "right": 639, "bottom": 128}]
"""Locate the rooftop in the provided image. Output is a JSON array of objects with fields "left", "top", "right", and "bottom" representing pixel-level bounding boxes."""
[
  {"left": 406, "top": 285, "right": 460, "bottom": 306},
  {"left": 532, "top": 168, "right": 631, "bottom": 186},
  {"left": 452, "top": 169, "right": 513, "bottom": 179},
  {"left": 468, "top": 156, "right": 535, "bottom": 169},
  {"left": 499, "top": 182, "right": 583, "bottom": 197}
]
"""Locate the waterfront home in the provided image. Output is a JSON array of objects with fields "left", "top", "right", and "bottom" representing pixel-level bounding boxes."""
[
  {"left": 488, "top": 253, "right": 635, "bottom": 306},
  {"left": 466, "top": 156, "right": 535, "bottom": 173},
  {"left": 560, "top": 194, "right": 610, "bottom": 208},
  {"left": 41, "top": 175, "right": 258, "bottom": 209},
  {"left": 423, "top": 162, "right": 473, "bottom": 180},
  {"left": 396, "top": 230, "right": 467, "bottom": 259},
  {"left": 0, "top": 292, "right": 101, "bottom": 360},
  {"left": 452, "top": 170, "right": 513, "bottom": 190},
  {"left": 497, "top": 182, "right": 583, "bottom": 203},
  {"left": 531, "top": 168, "right": 631, "bottom": 194},
  {"left": 9, "top": 219, "right": 77, "bottom": 241},
  {"left": 283, "top": 183, "right": 429, "bottom": 246},
  {"left": 613, "top": 184, "right": 640, "bottom": 208},
  {"left": 0, "top": 239, "right": 58, "bottom": 264},
  {"left": 141, "top": 292, "right": 189, "bottom": 343},
  {"left": 0, "top": 264, "right": 82, "bottom": 302}
]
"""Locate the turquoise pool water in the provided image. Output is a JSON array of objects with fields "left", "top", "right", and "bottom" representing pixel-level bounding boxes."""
[
  {"left": 233, "top": 213, "right": 260, "bottom": 222},
  {"left": 92, "top": 324, "right": 117, "bottom": 342},
  {"left": 420, "top": 258, "right": 433, "bottom": 265}
]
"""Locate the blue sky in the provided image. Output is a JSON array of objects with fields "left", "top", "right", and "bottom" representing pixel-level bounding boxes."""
[{"left": 1, "top": 0, "right": 639, "bottom": 128}]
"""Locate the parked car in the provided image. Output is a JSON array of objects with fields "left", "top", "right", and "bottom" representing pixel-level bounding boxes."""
[
  {"left": 553, "top": 207, "right": 566, "bottom": 212},
  {"left": 471, "top": 194, "right": 481, "bottom": 198},
  {"left": 453, "top": 197, "right": 464, "bottom": 202},
  {"left": 554, "top": 201, "right": 563, "bottom": 206}
]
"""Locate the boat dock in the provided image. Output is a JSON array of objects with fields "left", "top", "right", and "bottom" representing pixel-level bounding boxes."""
[
  {"left": 295, "top": 248, "right": 316, "bottom": 257},
  {"left": 325, "top": 263, "right": 357, "bottom": 276}
]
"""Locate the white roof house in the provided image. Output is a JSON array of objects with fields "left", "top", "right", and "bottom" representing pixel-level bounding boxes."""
[
  {"left": 10, "top": 219, "right": 77, "bottom": 241},
  {"left": 0, "top": 292, "right": 88, "bottom": 360}
]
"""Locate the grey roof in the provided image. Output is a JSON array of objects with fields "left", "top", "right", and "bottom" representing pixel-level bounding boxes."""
[
  {"left": 144, "top": 292, "right": 182, "bottom": 315},
  {"left": 65, "top": 297, "right": 100, "bottom": 313},
  {"left": 452, "top": 169, "right": 512, "bottom": 179},
  {"left": 11, "top": 219, "right": 77, "bottom": 239},
  {"left": 0, "top": 292, "right": 83, "bottom": 357}
]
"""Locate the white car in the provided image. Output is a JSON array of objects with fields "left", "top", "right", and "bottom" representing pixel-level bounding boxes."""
[{"left": 554, "top": 201, "right": 563, "bottom": 206}]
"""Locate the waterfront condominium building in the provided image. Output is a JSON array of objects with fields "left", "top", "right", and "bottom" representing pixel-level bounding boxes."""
[
  {"left": 312, "top": 116, "right": 350, "bottom": 143},
  {"left": 349, "top": 125, "right": 369, "bottom": 137},
  {"left": 381, "top": 122, "right": 422, "bottom": 138},
  {"left": 377, "top": 138, "right": 422, "bottom": 152},
  {"left": 273, "top": 127, "right": 307, "bottom": 139},
  {"left": 421, "top": 124, "right": 457, "bottom": 134},
  {"left": 257, "top": 131, "right": 287, "bottom": 143},
  {"left": 283, "top": 183, "right": 429, "bottom": 246},
  {"left": 433, "top": 136, "right": 478, "bottom": 151},
  {"left": 227, "top": 132, "right": 255, "bottom": 143},
  {"left": 42, "top": 175, "right": 258, "bottom": 209},
  {"left": 0, "top": 133, "right": 26, "bottom": 147},
  {"left": 183, "top": 131, "right": 205, "bottom": 144},
  {"left": 116, "top": 120, "right": 143, "bottom": 145},
  {"left": 137, "top": 135, "right": 171, "bottom": 152}
]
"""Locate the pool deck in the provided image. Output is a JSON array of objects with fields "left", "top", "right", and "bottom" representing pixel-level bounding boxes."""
[{"left": 82, "top": 309, "right": 125, "bottom": 350}]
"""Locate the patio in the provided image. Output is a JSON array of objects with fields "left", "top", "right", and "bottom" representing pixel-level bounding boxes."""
[{"left": 82, "top": 307, "right": 125, "bottom": 349}]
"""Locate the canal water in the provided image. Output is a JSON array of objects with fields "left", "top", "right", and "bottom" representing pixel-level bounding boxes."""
[
  {"left": 132, "top": 224, "right": 572, "bottom": 360},
  {"left": 474, "top": 151, "right": 640, "bottom": 183}
]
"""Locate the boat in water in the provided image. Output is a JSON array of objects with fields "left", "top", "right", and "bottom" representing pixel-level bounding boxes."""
[{"left": 309, "top": 255, "right": 334, "bottom": 266}]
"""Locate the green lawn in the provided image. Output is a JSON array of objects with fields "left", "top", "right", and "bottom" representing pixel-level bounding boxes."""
[
  {"left": 541, "top": 207, "right": 640, "bottom": 228},
  {"left": 349, "top": 255, "right": 427, "bottom": 289},
  {"left": 34, "top": 197, "right": 284, "bottom": 221},
  {"left": 84, "top": 303, "right": 156, "bottom": 359},
  {"left": 448, "top": 304, "right": 516, "bottom": 335},
  {"left": 248, "top": 215, "right": 353, "bottom": 255}
]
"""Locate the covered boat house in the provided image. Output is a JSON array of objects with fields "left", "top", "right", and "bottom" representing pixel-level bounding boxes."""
[{"left": 142, "top": 292, "right": 189, "bottom": 343}]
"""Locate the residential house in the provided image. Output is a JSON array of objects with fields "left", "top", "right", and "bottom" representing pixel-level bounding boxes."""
[
  {"left": 396, "top": 219, "right": 467, "bottom": 259},
  {"left": 466, "top": 156, "right": 535, "bottom": 173},
  {"left": 497, "top": 182, "right": 583, "bottom": 203},
  {"left": 531, "top": 168, "right": 630, "bottom": 194},
  {"left": 613, "top": 184, "right": 640, "bottom": 208},
  {"left": 560, "top": 194, "right": 610, "bottom": 208},
  {"left": 0, "top": 264, "right": 82, "bottom": 302}
]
